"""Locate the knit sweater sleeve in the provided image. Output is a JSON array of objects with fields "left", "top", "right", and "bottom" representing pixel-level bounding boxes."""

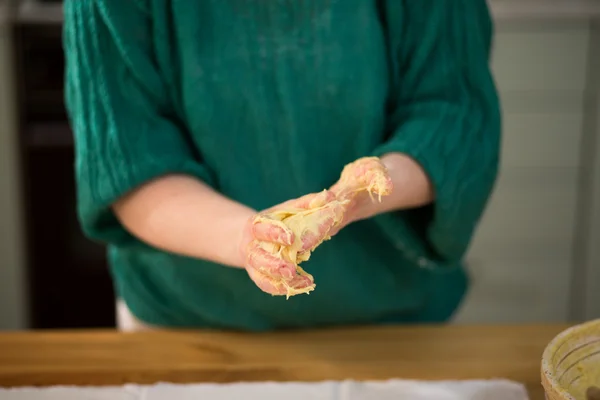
[
  {"left": 64, "top": 0, "right": 214, "bottom": 245},
  {"left": 372, "top": 0, "right": 501, "bottom": 265}
]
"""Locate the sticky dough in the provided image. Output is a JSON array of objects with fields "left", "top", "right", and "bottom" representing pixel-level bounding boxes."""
[{"left": 253, "top": 157, "right": 393, "bottom": 298}]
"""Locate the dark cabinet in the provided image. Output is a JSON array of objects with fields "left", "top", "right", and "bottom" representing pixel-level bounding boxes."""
[{"left": 15, "top": 22, "right": 116, "bottom": 329}]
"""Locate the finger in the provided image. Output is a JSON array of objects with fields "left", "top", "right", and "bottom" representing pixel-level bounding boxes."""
[
  {"left": 246, "top": 267, "right": 287, "bottom": 295},
  {"left": 298, "top": 202, "right": 346, "bottom": 251},
  {"left": 343, "top": 157, "right": 384, "bottom": 181},
  {"left": 335, "top": 157, "right": 393, "bottom": 199},
  {"left": 362, "top": 165, "right": 393, "bottom": 197},
  {"left": 246, "top": 243, "right": 296, "bottom": 280},
  {"left": 246, "top": 267, "right": 314, "bottom": 296},
  {"left": 286, "top": 274, "right": 315, "bottom": 293},
  {"left": 252, "top": 221, "right": 294, "bottom": 246}
]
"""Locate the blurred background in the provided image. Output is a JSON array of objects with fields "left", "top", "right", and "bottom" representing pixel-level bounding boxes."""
[{"left": 0, "top": 0, "right": 599, "bottom": 331}]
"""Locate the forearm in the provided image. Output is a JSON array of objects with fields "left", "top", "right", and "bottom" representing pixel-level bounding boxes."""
[
  {"left": 112, "top": 175, "right": 254, "bottom": 268},
  {"left": 359, "top": 152, "right": 434, "bottom": 219}
]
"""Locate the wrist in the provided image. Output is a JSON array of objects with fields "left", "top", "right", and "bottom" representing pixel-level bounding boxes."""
[
  {"left": 351, "top": 192, "right": 382, "bottom": 222},
  {"left": 209, "top": 204, "right": 255, "bottom": 269},
  {"left": 375, "top": 152, "right": 434, "bottom": 212},
  {"left": 349, "top": 154, "right": 400, "bottom": 221},
  {"left": 235, "top": 213, "right": 255, "bottom": 268}
]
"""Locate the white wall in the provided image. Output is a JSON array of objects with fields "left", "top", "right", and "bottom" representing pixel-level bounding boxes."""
[
  {"left": 576, "top": 21, "right": 600, "bottom": 321},
  {"left": 455, "top": 17, "right": 600, "bottom": 323}
]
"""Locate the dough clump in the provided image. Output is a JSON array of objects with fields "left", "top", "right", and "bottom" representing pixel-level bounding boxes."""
[{"left": 253, "top": 157, "right": 393, "bottom": 298}]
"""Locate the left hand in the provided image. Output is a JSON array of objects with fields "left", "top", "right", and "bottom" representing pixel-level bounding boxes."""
[{"left": 327, "top": 157, "right": 394, "bottom": 236}]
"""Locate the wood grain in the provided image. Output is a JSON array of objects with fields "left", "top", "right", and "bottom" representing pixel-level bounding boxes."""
[{"left": 0, "top": 325, "right": 570, "bottom": 399}]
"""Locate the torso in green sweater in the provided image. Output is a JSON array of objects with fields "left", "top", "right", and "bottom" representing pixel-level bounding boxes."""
[{"left": 63, "top": 0, "right": 501, "bottom": 330}]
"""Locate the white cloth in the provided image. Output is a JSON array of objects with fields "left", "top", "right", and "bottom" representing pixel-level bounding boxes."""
[
  {"left": 115, "top": 299, "right": 156, "bottom": 332},
  {"left": 0, "top": 379, "right": 529, "bottom": 399}
]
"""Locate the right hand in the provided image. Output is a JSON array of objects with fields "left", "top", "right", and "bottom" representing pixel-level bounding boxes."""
[{"left": 239, "top": 190, "right": 342, "bottom": 296}]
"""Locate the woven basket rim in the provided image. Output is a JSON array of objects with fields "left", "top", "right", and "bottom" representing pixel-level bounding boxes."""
[{"left": 541, "top": 319, "right": 600, "bottom": 400}]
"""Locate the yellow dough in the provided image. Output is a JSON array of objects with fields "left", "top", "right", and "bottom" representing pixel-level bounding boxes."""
[
  {"left": 253, "top": 157, "right": 393, "bottom": 298},
  {"left": 253, "top": 199, "right": 347, "bottom": 297}
]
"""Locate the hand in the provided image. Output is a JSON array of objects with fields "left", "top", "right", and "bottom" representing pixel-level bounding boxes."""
[
  {"left": 328, "top": 157, "right": 394, "bottom": 235},
  {"left": 239, "top": 190, "right": 344, "bottom": 296},
  {"left": 239, "top": 157, "right": 394, "bottom": 298}
]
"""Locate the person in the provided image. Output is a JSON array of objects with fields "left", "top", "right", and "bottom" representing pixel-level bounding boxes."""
[{"left": 63, "top": 0, "right": 501, "bottom": 331}]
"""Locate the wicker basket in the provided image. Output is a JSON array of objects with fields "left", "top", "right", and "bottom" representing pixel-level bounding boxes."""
[{"left": 541, "top": 319, "right": 600, "bottom": 400}]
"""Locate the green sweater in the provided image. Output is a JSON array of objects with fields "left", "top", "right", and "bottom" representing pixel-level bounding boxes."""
[{"left": 63, "top": 0, "right": 501, "bottom": 330}]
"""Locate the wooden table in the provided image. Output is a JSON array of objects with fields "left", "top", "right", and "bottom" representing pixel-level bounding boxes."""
[{"left": 0, "top": 324, "right": 569, "bottom": 399}]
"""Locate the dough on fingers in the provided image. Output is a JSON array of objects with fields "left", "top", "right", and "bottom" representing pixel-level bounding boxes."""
[{"left": 250, "top": 157, "right": 393, "bottom": 298}]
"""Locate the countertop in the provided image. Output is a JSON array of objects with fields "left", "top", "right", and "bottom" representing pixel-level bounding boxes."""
[{"left": 0, "top": 324, "right": 569, "bottom": 399}]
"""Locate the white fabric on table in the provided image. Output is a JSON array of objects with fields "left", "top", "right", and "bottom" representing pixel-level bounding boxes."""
[{"left": 0, "top": 379, "right": 529, "bottom": 399}]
